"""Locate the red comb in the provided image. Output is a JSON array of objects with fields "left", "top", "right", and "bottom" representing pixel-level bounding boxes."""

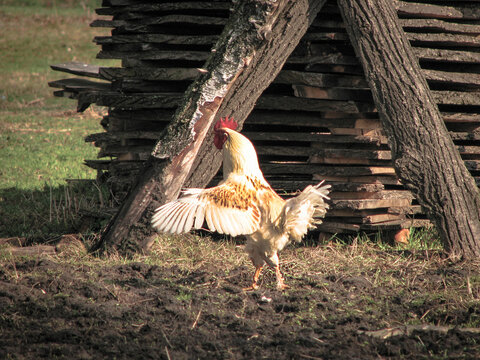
[{"left": 214, "top": 116, "right": 238, "bottom": 131}]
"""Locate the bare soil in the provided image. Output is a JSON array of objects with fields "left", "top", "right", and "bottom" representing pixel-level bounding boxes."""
[{"left": 1, "top": 241, "right": 480, "bottom": 359}]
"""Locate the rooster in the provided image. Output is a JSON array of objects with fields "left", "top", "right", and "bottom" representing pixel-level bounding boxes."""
[{"left": 151, "top": 117, "right": 330, "bottom": 290}]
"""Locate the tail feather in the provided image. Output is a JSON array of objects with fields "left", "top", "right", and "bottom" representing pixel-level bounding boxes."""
[{"left": 281, "top": 181, "right": 331, "bottom": 242}]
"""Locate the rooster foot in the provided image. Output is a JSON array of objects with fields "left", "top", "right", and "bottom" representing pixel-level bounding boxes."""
[
  {"left": 242, "top": 283, "right": 259, "bottom": 292},
  {"left": 276, "top": 282, "right": 290, "bottom": 291}
]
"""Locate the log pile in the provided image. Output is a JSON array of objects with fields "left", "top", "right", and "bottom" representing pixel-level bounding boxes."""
[{"left": 50, "top": 0, "right": 480, "bottom": 234}]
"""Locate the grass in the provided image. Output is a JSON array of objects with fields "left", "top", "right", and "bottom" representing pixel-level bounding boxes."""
[{"left": 0, "top": 0, "right": 119, "bottom": 237}]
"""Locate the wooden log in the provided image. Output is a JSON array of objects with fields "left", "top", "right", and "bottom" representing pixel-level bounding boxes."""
[{"left": 339, "top": 0, "right": 480, "bottom": 258}]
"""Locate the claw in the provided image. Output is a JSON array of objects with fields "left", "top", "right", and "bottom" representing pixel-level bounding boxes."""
[
  {"left": 242, "top": 283, "right": 259, "bottom": 292},
  {"left": 244, "top": 265, "right": 263, "bottom": 291}
]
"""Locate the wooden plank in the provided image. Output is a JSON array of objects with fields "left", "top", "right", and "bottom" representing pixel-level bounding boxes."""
[
  {"left": 311, "top": 149, "right": 392, "bottom": 160},
  {"left": 315, "top": 174, "right": 401, "bottom": 185},
  {"left": 450, "top": 132, "right": 480, "bottom": 141},
  {"left": 50, "top": 62, "right": 102, "bottom": 79},
  {"left": 274, "top": 70, "right": 368, "bottom": 88},
  {"left": 77, "top": 91, "right": 183, "bottom": 110},
  {"left": 304, "top": 63, "right": 364, "bottom": 75},
  {"left": 108, "top": 109, "right": 175, "bottom": 122},
  {"left": 456, "top": 146, "right": 480, "bottom": 155},
  {"left": 407, "top": 33, "right": 480, "bottom": 48},
  {"left": 329, "top": 128, "right": 384, "bottom": 136},
  {"left": 97, "top": 49, "right": 210, "bottom": 61},
  {"left": 302, "top": 32, "right": 349, "bottom": 41},
  {"left": 400, "top": 18, "right": 480, "bottom": 35},
  {"left": 244, "top": 131, "right": 383, "bottom": 143},
  {"left": 424, "top": 69, "right": 480, "bottom": 88},
  {"left": 465, "top": 160, "right": 480, "bottom": 171},
  {"left": 443, "top": 113, "right": 480, "bottom": 123},
  {"left": 326, "top": 212, "right": 406, "bottom": 225},
  {"left": 95, "top": 34, "right": 218, "bottom": 45},
  {"left": 99, "top": 67, "right": 199, "bottom": 81},
  {"left": 432, "top": 91, "right": 480, "bottom": 106},
  {"left": 48, "top": 78, "right": 111, "bottom": 92},
  {"left": 261, "top": 163, "right": 396, "bottom": 176},
  {"left": 396, "top": 2, "right": 480, "bottom": 20},
  {"left": 90, "top": 15, "right": 227, "bottom": 30},
  {"left": 287, "top": 53, "right": 359, "bottom": 66},
  {"left": 96, "top": 2, "right": 231, "bottom": 15},
  {"left": 256, "top": 95, "right": 376, "bottom": 113},
  {"left": 331, "top": 198, "right": 412, "bottom": 210},
  {"left": 84, "top": 159, "right": 143, "bottom": 171},
  {"left": 85, "top": 131, "right": 163, "bottom": 143},
  {"left": 245, "top": 110, "right": 379, "bottom": 128},
  {"left": 413, "top": 47, "right": 480, "bottom": 64},
  {"left": 330, "top": 190, "right": 412, "bottom": 200},
  {"left": 292, "top": 85, "right": 373, "bottom": 102},
  {"left": 329, "top": 182, "right": 385, "bottom": 192},
  {"left": 254, "top": 146, "right": 312, "bottom": 157},
  {"left": 310, "top": 157, "right": 390, "bottom": 166}
]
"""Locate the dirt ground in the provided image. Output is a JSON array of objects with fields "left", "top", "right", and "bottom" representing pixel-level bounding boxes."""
[{"left": 1, "top": 239, "right": 480, "bottom": 359}]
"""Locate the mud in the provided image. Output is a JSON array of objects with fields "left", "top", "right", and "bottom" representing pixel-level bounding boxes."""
[{"left": 1, "top": 258, "right": 480, "bottom": 359}]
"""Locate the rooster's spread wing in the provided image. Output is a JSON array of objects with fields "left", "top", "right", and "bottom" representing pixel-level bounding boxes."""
[{"left": 152, "top": 179, "right": 261, "bottom": 237}]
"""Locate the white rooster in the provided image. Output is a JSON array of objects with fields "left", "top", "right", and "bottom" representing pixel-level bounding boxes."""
[{"left": 152, "top": 117, "right": 330, "bottom": 290}]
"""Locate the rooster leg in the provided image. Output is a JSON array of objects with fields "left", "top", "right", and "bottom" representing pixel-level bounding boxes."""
[
  {"left": 275, "top": 265, "right": 290, "bottom": 291},
  {"left": 243, "top": 266, "right": 263, "bottom": 291}
]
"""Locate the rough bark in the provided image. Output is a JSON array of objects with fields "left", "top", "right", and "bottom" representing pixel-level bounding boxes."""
[
  {"left": 337, "top": 0, "right": 480, "bottom": 258},
  {"left": 92, "top": 0, "right": 326, "bottom": 254}
]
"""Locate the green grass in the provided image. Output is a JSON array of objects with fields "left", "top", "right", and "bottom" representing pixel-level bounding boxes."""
[{"left": 0, "top": 0, "right": 118, "bottom": 238}]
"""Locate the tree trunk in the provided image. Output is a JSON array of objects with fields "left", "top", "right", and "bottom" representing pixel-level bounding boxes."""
[
  {"left": 337, "top": 0, "right": 480, "bottom": 258},
  {"left": 91, "top": 0, "right": 326, "bottom": 254}
]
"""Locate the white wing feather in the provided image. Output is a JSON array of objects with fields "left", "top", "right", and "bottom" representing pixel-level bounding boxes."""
[
  {"left": 152, "top": 181, "right": 261, "bottom": 237},
  {"left": 281, "top": 181, "right": 331, "bottom": 242}
]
